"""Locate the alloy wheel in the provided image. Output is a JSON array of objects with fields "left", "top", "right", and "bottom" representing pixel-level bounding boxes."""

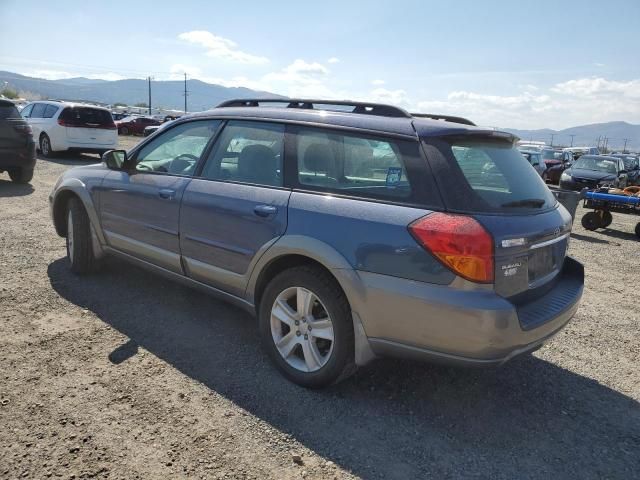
[{"left": 270, "top": 287, "right": 334, "bottom": 372}]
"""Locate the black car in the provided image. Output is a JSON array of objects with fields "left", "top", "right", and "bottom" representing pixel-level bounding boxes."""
[
  {"left": 559, "top": 155, "right": 628, "bottom": 191},
  {"left": 610, "top": 154, "right": 640, "bottom": 185},
  {"left": 0, "top": 99, "right": 37, "bottom": 183}
]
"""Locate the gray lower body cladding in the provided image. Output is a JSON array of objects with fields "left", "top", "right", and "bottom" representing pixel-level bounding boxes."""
[{"left": 343, "top": 257, "right": 583, "bottom": 366}]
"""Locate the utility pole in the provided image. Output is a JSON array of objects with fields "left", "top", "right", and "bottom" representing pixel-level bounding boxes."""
[
  {"left": 183, "top": 73, "right": 188, "bottom": 114},
  {"left": 550, "top": 133, "right": 555, "bottom": 147},
  {"left": 569, "top": 134, "right": 575, "bottom": 147},
  {"left": 603, "top": 137, "right": 608, "bottom": 153},
  {"left": 596, "top": 135, "right": 601, "bottom": 150},
  {"left": 623, "top": 138, "right": 628, "bottom": 153},
  {"left": 147, "top": 76, "right": 152, "bottom": 115}
]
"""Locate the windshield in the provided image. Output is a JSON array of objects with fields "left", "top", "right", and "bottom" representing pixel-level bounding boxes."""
[
  {"left": 439, "top": 138, "right": 557, "bottom": 214},
  {"left": 573, "top": 157, "right": 618, "bottom": 174}
]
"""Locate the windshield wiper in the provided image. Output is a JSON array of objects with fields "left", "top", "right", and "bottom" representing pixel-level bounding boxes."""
[{"left": 501, "top": 198, "right": 546, "bottom": 208}]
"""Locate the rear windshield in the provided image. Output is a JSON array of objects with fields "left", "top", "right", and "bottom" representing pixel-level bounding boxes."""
[
  {"left": 434, "top": 138, "right": 557, "bottom": 214},
  {"left": 60, "top": 107, "right": 113, "bottom": 127},
  {"left": 0, "top": 103, "right": 21, "bottom": 120}
]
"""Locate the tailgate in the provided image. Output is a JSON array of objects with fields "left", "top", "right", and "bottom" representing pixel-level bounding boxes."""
[{"left": 478, "top": 205, "right": 573, "bottom": 298}]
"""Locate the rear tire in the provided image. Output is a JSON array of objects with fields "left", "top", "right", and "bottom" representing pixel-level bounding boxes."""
[
  {"left": 66, "top": 197, "right": 98, "bottom": 274},
  {"left": 258, "top": 265, "right": 355, "bottom": 388},
  {"left": 581, "top": 211, "right": 602, "bottom": 231},
  {"left": 39, "top": 133, "right": 55, "bottom": 158},
  {"left": 8, "top": 167, "right": 33, "bottom": 184}
]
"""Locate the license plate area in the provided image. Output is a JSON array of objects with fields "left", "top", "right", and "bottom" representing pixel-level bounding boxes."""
[{"left": 528, "top": 238, "right": 567, "bottom": 285}]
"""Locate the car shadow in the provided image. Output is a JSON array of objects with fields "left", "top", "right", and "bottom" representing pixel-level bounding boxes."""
[
  {"left": 0, "top": 178, "right": 35, "bottom": 197},
  {"left": 598, "top": 228, "right": 639, "bottom": 242},
  {"left": 570, "top": 232, "right": 612, "bottom": 244},
  {"left": 47, "top": 257, "right": 640, "bottom": 479},
  {"left": 37, "top": 152, "right": 102, "bottom": 166}
]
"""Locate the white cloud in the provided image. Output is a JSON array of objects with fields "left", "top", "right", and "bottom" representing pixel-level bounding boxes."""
[
  {"left": 261, "top": 59, "right": 334, "bottom": 97},
  {"left": 371, "top": 79, "right": 386, "bottom": 86},
  {"left": 25, "top": 69, "right": 74, "bottom": 80},
  {"left": 178, "top": 30, "right": 269, "bottom": 64},
  {"left": 551, "top": 77, "right": 640, "bottom": 98},
  {"left": 327, "top": 57, "right": 340, "bottom": 64},
  {"left": 86, "top": 72, "right": 126, "bottom": 81},
  {"left": 416, "top": 77, "right": 640, "bottom": 129},
  {"left": 363, "top": 88, "right": 410, "bottom": 107}
]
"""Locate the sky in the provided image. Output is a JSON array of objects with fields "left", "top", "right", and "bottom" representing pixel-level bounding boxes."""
[{"left": 1, "top": 0, "right": 639, "bottom": 129}]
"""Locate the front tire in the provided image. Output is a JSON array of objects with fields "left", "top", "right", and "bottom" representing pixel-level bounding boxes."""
[
  {"left": 66, "top": 197, "right": 98, "bottom": 274},
  {"left": 119, "top": 126, "right": 129, "bottom": 135},
  {"left": 259, "top": 266, "right": 355, "bottom": 388},
  {"left": 8, "top": 167, "right": 33, "bottom": 184}
]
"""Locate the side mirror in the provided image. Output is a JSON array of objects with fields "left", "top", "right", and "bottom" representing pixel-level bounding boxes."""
[{"left": 102, "top": 149, "right": 127, "bottom": 170}]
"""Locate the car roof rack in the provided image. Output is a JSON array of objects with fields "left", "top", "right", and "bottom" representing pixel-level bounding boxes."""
[
  {"left": 216, "top": 98, "right": 412, "bottom": 118},
  {"left": 410, "top": 113, "right": 476, "bottom": 126}
]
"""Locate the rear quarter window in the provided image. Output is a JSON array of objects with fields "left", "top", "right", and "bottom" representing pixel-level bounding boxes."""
[{"left": 425, "top": 137, "right": 557, "bottom": 214}]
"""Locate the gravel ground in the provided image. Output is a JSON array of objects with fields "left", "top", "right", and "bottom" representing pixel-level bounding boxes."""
[{"left": 1, "top": 137, "right": 639, "bottom": 479}]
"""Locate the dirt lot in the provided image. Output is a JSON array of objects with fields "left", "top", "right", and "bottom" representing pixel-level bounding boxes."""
[{"left": 1, "top": 137, "right": 639, "bottom": 479}]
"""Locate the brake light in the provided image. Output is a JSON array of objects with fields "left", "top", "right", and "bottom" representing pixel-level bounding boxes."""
[
  {"left": 14, "top": 124, "right": 32, "bottom": 135},
  {"left": 57, "top": 118, "right": 69, "bottom": 127},
  {"left": 409, "top": 212, "right": 494, "bottom": 283}
]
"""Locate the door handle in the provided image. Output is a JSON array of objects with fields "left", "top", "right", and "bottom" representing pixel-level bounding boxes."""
[
  {"left": 254, "top": 205, "right": 278, "bottom": 217},
  {"left": 159, "top": 189, "right": 176, "bottom": 199}
]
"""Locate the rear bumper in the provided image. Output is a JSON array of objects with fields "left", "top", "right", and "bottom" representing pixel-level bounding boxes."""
[
  {"left": 351, "top": 257, "right": 584, "bottom": 366},
  {"left": 0, "top": 142, "right": 37, "bottom": 170}
]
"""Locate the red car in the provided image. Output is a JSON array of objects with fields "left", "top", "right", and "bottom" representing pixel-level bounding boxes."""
[
  {"left": 115, "top": 116, "right": 161, "bottom": 135},
  {"left": 541, "top": 148, "right": 572, "bottom": 183}
]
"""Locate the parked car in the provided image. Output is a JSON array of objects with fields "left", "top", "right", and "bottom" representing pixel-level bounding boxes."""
[
  {"left": 111, "top": 112, "right": 131, "bottom": 121},
  {"left": 0, "top": 99, "right": 36, "bottom": 183},
  {"left": 610, "top": 154, "right": 640, "bottom": 185},
  {"left": 543, "top": 150, "right": 573, "bottom": 184},
  {"left": 50, "top": 99, "right": 584, "bottom": 388},
  {"left": 21, "top": 101, "right": 117, "bottom": 157},
  {"left": 116, "top": 116, "right": 161, "bottom": 135},
  {"left": 143, "top": 120, "right": 174, "bottom": 137},
  {"left": 559, "top": 155, "right": 629, "bottom": 191},
  {"left": 518, "top": 149, "right": 545, "bottom": 177}
]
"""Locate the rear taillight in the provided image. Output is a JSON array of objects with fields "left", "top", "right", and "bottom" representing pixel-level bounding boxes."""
[
  {"left": 409, "top": 212, "right": 494, "bottom": 283},
  {"left": 57, "top": 118, "right": 69, "bottom": 127},
  {"left": 14, "top": 124, "right": 32, "bottom": 135}
]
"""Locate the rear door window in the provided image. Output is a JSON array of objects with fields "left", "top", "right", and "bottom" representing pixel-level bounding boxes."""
[
  {"left": 200, "top": 121, "right": 284, "bottom": 187},
  {"left": 30, "top": 103, "right": 46, "bottom": 118},
  {"left": 429, "top": 138, "right": 557, "bottom": 214},
  {"left": 59, "top": 107, "right": 114, "bottom": 128},
  {"left": 43, "top": 105, "right": 59, "bottom": 118},
  {"left": 293, "top": 126, "right": 415, "bottom": 200}
]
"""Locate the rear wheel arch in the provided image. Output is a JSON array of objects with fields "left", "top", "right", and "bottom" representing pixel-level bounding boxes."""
[{"left": 253, "top": 254, "right": 344, "bottom": 312}]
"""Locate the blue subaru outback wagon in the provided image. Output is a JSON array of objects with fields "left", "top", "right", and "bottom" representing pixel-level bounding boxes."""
[{"left": 50, "top": 99, "right": 584, "bottom": 387}]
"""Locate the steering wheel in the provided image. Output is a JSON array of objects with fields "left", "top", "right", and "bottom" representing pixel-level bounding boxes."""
[{"left": 169, "top": 154, "right": 199, "bottom": 173}]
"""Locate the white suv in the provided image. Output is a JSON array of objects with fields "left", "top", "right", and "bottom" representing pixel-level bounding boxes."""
[{"left": 20, "top": 101, "right": 117, "bottom": 157}]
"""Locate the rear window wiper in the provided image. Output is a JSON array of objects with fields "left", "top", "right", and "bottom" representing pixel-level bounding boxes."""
[{"left": 501, "top": 198, "right": 546, "bottom": 208}]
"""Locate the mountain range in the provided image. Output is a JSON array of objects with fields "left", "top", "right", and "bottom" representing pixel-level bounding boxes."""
[
  {"left": 1, "top": 71, "right": 638, "bottom": 151},
  {"left": 505, "top": 122, "right": 640, "bottom": 152},
  {"left": 0, "top": 71, "right": 282, "bottom": 111}
]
